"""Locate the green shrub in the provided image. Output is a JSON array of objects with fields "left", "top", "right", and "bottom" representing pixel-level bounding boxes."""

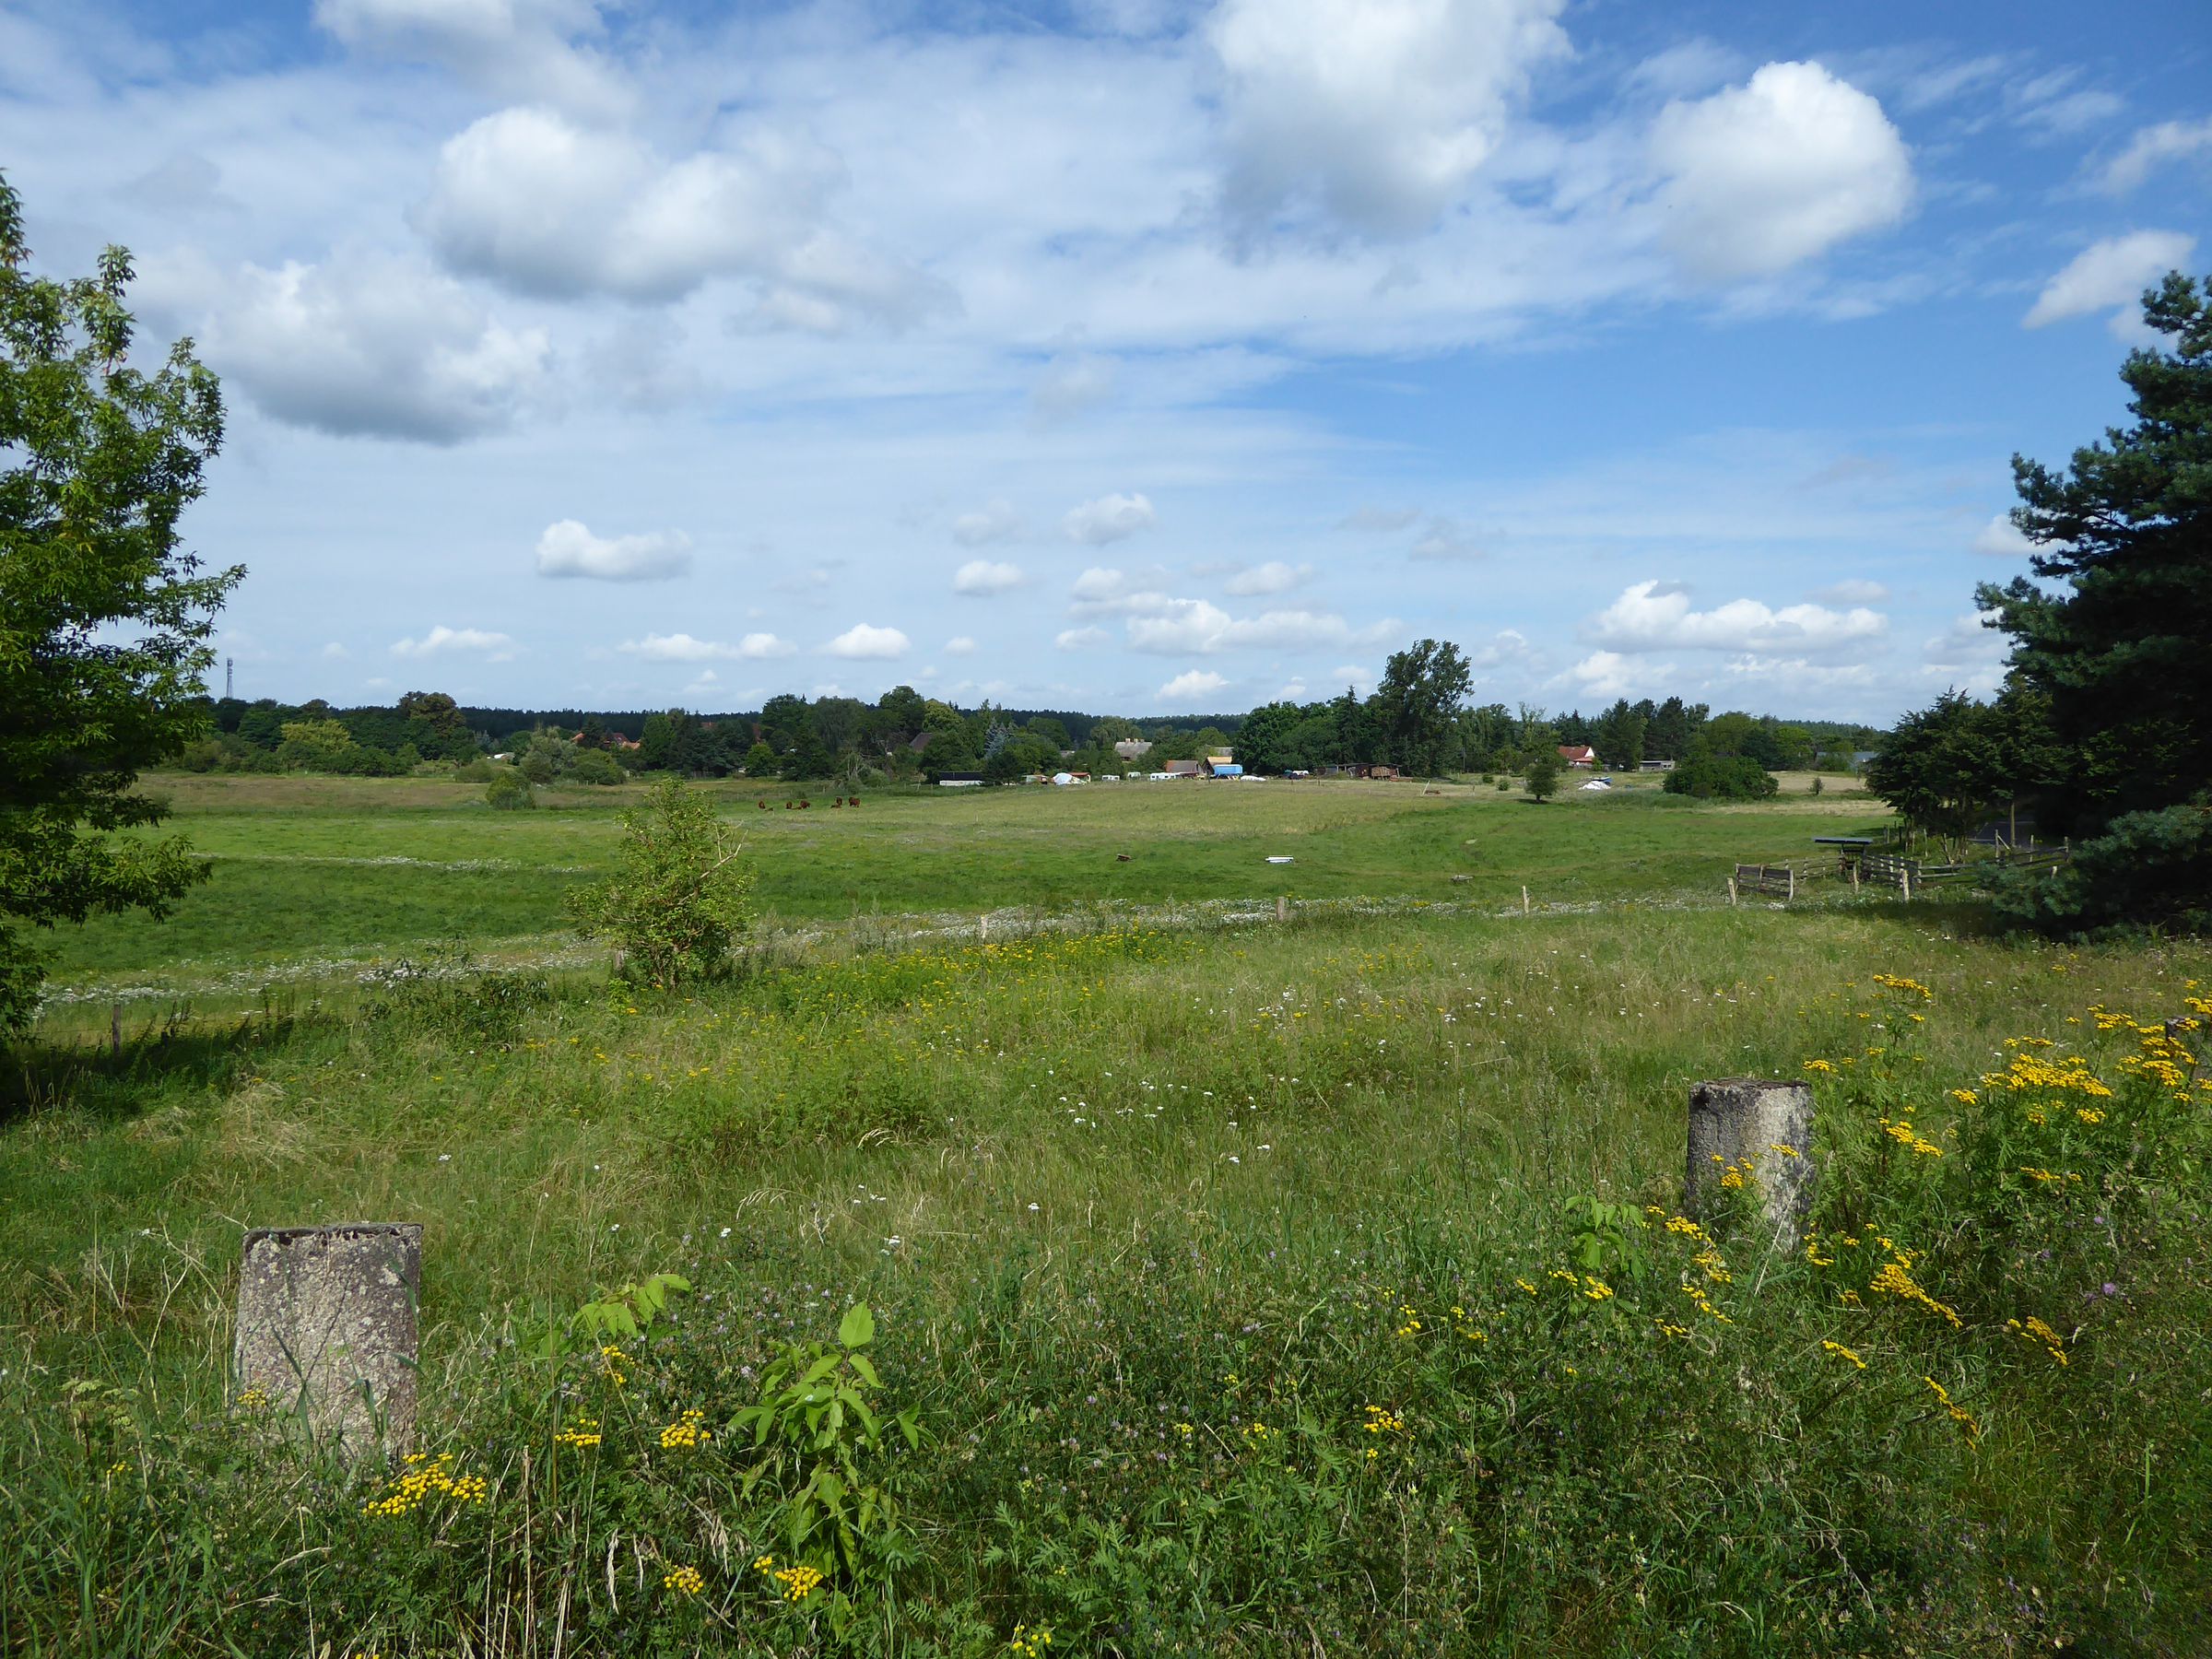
[
  {"left": 568, "top": 777, "right": 751, "bottom": 987},
  {"left": 485, "top": 770, "right": 535, "bottom": 810},
  {"left": 1663, "top": 753, "right": 1778, "bottom": 800},
  {"left": 570, "top": 748, "right": 626, "bottom": 786}
]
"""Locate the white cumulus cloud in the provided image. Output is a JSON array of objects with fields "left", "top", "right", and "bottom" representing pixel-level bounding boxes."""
[
  {"left": 391, "top": 624, "right": 518, "bottom": 660},
  {"left": 944, "top": 636, "right": 978, "bottom": 656},
  {"left": 1055, "top": 626, "right": 1109, "bottom": 650},
  {"left": 191, "top": 252, "right": 549, "bottom": 443},
  {"left": 1210, "top": 0, "right": 1569, "bottom": 238},
  {"left": 1649, "top": 61, "right": 1914, "bottom": 281},
  {"left": 953, "top": 559, "right": 1025, "bottom": 595},
  {"left": 1569, "top": 651, "right": 1640, "bottom": 699},
  {"left": 1063, "top": 492, "right": 1157, "bottom": 545},
  {"left": 535, "top": 519, "right": 693, "bottom": 582},
  {"left": 618, "top": 631, "right": 794, "bottom": 662},
  {"left": 1586, "top": 579, "right": 1886, "bottom": 654},
  {"left": 418, "top": 105, "right": 948, "bottom": 326},
  {"left": 1157, "top": 668, "right": 1230, "bottom": 703},
  {"left": 2023, "top": 231, "right": 2196, "bottom": 331},
  {"left": 824, "top": 622, "right": 911, "bottom": 659}
]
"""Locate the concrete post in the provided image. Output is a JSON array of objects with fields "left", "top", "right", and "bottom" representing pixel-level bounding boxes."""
[
  {"left": 1276, "top": 895, "right": 1287, "bottom": 923},
  {"left": 235, "top": 1223, "right": 421, "bottom": 1460},
  {"left": 1686, "top": 1079, "right": 1815, "bottom": 1248}
]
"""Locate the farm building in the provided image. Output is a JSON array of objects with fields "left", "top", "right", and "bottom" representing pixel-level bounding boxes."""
[
  {"left": 1559, "top": 745, "right": 1598, "bottom": 768},
  {"left": 1113, "top": 738, "right": 1154, "bottom": 761}
]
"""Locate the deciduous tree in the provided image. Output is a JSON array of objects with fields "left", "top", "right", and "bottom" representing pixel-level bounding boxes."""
[{"left": 0, "top": 172, "right": 240, "bottom": 1033}]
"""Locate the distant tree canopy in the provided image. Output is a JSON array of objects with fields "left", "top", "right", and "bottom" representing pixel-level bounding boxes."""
[
  {"left": 191, "top": 673, "right": 1863, "bottom": 796},
  {"left": 1871, "top": 269, "right": 2212, "bottom": 932}
]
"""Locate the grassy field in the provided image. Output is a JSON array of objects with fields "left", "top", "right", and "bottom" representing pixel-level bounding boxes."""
[
  {"left": 41, "top": 770, "right": 1881, "bottom": 997},
  {"left": 4, "top": 773, "right": 2206, "bottom": 1656}
]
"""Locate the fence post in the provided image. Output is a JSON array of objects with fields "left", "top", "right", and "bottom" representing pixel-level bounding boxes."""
[
  {"left": 1850, "top": 862, "right": 1860, "bottom": 895},
  {"left": 1276, "top": 895, "right": 1287, "bottom": 923},
  {"left": 980, "top": 912, "right": 989, "bottom": 942},
  {"left": 234, "top": 1223, "right": 422, "bottom": 1461},
  {"left": 1521, "top": 886, "right": 1529, "bottom": 915},
  {"left": 111, "top": 1002, "right": 123, "bottom": 1061},
  {"left": 1900, "top": 867, "right": 1912, "bottom": 901},
  {"left": 1788, "top": 867, "right": 1796, "bottom": 901},
  {"left": 1686, "top": 1080, "right": 1815, "bottom": 1248},
  {"left": 1727, "top": 876, "right": 1737, "bottom": 906}
]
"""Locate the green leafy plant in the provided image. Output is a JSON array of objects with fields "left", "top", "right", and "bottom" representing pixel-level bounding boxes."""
[
  {"left": 519, "top": 1271, "right": 691, "bottom": 1360},
  {"left": 730, "top": 1302, "right": 920, "bottom": 1622},
  {"left": 1561, "top": 1193, "right": 1652, "bottom": 1305}
]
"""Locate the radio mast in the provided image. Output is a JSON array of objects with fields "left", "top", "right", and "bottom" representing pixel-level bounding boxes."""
[{"left": 224, "top": 656, "right": 233, "bottom": 700}]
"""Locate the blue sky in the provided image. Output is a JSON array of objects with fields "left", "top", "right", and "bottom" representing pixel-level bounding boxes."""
[{"left": 3, "top": 0, "right": 2206, "bottom": 721}]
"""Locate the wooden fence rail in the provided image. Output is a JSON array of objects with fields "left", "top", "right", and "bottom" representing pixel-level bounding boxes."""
[{"left": 1732, "top": 863, "right": 1797, "bottom": 900}]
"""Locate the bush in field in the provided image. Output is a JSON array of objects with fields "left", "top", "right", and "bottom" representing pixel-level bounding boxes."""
[
  {"left": 484, "top": 770, "right": 535, "bottom": 811},
  {"left": 568, "top": 776, "right": 751, "bottom": 986},
  {"left": 569, "top": 747, "right": 626, "bottom": 786},
  {"left": 1664, "top": 751, "right": 1779, "bottom": 800}
]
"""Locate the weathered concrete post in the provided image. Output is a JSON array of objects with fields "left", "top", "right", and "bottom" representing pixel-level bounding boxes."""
[
  {"left": 235, "top": 1223, "right": 422, "bottom": 1460},
  {"left": 1276, "top": 895, "right": 1288, "bottom": 923},
  {"left": 1686, "top": 1079, "right": 1814, "bottom": 1248}
]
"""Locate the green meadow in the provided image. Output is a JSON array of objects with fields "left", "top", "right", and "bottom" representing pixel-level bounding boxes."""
[
  {"left": 4, "top": 773, "right": 2207, "bottom": 1657},
  {"left": 42, "top": 770, "right": 1879, "bottom": 994}
]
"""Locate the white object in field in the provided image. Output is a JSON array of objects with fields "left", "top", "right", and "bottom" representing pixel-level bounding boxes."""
[
  {"left": 1580, "top": 778, "right": 1612, "bottom": 791},
  {"left": 1053, "top": 772, "right": 1075, "bottom": 786},
  {"left": 1265, "top": 855, "right": 1295, "bottom": 865}
]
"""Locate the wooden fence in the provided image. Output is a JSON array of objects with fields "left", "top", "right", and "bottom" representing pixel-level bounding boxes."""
[
  {"left": 1732, "top": 864, "right": 1797, "bottom": 900},
  {"left": 1725, "top": 842, "right": 2072, "bottom": 904}
]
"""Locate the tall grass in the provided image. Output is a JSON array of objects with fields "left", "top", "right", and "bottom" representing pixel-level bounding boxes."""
[{"left": 3, "top": 901, "right": 2207, "bottom": 1654}]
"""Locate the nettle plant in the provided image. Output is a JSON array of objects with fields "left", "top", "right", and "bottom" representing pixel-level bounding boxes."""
[{"left": 731, "top": 1302, "right": 922, "bottom": 1629}]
